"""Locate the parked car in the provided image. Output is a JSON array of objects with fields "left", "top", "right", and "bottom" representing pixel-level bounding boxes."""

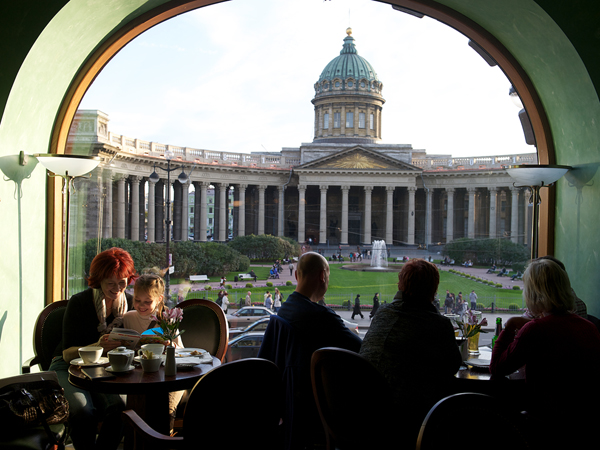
[
  {"left": 226, "top": 306, "right": 275, "bottom": 328},
  {"left": 224, "top": 332, "right": 265, "bottom": 362},
  {"left": 228, "top": 317, "right": 271, "bottom": 340}
]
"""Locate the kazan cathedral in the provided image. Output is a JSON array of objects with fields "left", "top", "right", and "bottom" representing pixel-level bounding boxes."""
[{"left": 70, "top": 29, "right": 536, "bottom": 251}]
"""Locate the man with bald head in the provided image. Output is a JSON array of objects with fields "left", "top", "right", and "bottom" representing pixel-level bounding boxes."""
[{"left": 259, "top": 252, "right": 361, "bottom": 449}]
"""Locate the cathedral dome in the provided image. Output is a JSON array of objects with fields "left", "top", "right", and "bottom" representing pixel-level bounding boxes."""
[{"left": 315, "top": 28, "right": 382, "bottom": 96}]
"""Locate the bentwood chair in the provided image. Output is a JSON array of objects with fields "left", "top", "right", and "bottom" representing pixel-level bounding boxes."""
[
  {"left": 176, "top": 299, "right": 228, "bottom": 362},
  {"left": 416, "top": 392, "right": 531, "bottom": 450},
  {"left": 310, "top": 347, "right": 397, "bottom": 450},
  {"left": 123, "top": 358, "right": 282, "bottom": 450},
  {"left": 22, "top": 300, "right": 68, "bottom": 374}
]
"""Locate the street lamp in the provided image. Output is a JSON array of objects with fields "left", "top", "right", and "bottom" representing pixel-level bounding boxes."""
[
  {"left": 148, "top": 149, "right": 193, "bottom": 305},
  {"left": 506, "top": 164, "right": 571, "bottom": 260}
]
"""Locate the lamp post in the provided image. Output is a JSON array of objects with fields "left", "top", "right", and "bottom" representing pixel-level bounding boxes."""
[
  {"left": 506, "top": 164, "right": 571, "bottom": 260},
  {"left": 148, "top": 149, "right": 192, "bottom": 306},
  {"left": 34, "top": 153, "right": 101, "bottom": 299}
]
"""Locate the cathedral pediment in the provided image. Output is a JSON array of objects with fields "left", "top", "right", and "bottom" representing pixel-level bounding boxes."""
[{"left": 295, "top": 146, "right": 421, "bottom": 172}]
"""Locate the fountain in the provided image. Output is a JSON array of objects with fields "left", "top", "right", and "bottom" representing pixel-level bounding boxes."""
[{"left": 370, "top": 240, "right": 389, "bottom": 269}]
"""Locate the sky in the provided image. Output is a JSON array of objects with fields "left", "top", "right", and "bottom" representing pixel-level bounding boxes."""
[{"left": 79, "top": 0, "right": 534, "bottom": 158}]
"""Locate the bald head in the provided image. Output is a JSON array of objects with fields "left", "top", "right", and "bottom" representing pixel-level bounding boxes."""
[{"left": 295, "top": 252, "right": 330, "bottom": 302}]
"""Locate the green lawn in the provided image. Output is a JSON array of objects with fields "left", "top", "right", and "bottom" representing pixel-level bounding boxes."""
[{"left": 180, "top": 264, "right": 524, "bottom": 310}]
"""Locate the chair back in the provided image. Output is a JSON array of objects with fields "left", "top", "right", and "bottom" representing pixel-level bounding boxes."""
[
  {"left": 177, "top": 299, "right": 228, "bottom": 361},
  {"left": 416, "top": 392, "right": 530, "bottom": 450},
  {"left": 310, "top": 347, "right": 395, "bottom": 450},
  {"left": 23, "top": 301, "right": 68, "bottom": 373},
  {"left": 183, "top": 358, "right": 281, "bottom": 449}
]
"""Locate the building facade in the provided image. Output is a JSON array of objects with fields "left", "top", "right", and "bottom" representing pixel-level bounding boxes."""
[{"left": 69, "top": 30, "right": 535, "bottom": 250}]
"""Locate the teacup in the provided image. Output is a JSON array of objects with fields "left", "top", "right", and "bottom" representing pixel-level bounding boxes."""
[
  {"left": 138, "top": 343, "right": 165, "bottom": 359},
  {"left": 79, "top": 346, "right": 103, "bottom": 364},
  {"left": 140, "top": 355, "right": 162, "bottom": 373},
  {"left": 107, "top": 346, "right": 134, "bottom": 372}
]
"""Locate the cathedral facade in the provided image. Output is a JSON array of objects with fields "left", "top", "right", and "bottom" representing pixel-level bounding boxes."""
[{"left": 70, "top": 30, "right": 535, "bottom": 251}]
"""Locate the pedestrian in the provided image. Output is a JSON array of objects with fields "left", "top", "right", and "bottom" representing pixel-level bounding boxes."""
[
  {"left": 352, "top": 294, "right": 364, "bottom": 319},
  {"left": 289, "top": 261, "right": 294, "bottom": 276},
  {"left": 245, "top": 291, "right": 252, "bottom": 307},
  {"left": 469, "top": 290, "right": 477, "bottom": 310},
  {"left": 273, "top": 288, "right": 282, "bottom": 312},
  {"left": 265, "top": 292, "right": 273, "bottom": 310},
  {"left": 444, "top": 290, "right": 453, "bottom": 314},
  {"left": 370, "top": 292, "right": 380, "bottom": 319},
  {"left": 220, "top": 290, "right": 230, "bottom": 314}
]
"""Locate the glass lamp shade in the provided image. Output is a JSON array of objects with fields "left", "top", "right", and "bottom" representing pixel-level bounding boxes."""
[
  {"left": 34, "top": 154, "right": 101, "bottom": 177},
  {"left": 506, "top": 165, "right": 571, "bottom": 187},
  {"left": 149, "top": 170, "right": 160, "bottom": 184}
]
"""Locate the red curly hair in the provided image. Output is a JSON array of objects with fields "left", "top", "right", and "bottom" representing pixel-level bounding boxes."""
[
  {"left": 398, "top": 259, "right": 439, "bottom": 303},
  {"left": 87, "top": 247, "right": 138, "bottom": 289}
]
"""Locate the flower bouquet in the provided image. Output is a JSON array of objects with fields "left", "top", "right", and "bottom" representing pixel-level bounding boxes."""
[
  {"left": 151, "top": 307, "right": 185, "bottom": 345},
  {"left": 455, "top": 310, "right": 488, "bottom": 353}
]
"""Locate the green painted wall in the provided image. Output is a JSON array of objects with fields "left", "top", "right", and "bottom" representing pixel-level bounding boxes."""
[{"left": 1, "top": 0, "right": 599, "bottom": 377}]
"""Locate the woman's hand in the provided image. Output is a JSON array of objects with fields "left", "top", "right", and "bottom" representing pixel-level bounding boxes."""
[{"left": 98, "top": 334, "right": 123, "bottom": 355}]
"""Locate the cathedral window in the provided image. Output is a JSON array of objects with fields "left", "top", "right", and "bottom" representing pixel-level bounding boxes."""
[
  {"left": 370, "top": 113, "right": 374, "bottom": 130},
  {"left": 359, "top": 112, "right": 365, "bottom": 128},
  {"left": 334, "top": 112, "right": 341, "bottom": 128},
  {"left": 346, "top": 112, "right": 354, "bottom": 128},
  {"left": 324, "top": 113, "right": 330, "bottom": 129}
]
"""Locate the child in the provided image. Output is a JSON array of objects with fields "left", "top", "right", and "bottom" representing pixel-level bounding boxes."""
[{"left": 123, "top": 273, "right": 183, "bottom": 431}]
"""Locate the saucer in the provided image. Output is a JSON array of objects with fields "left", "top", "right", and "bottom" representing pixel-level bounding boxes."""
[
  {"left": 106, "top": 365, "right": 135, "bottom": 373},
  {"left": 70, "top": 357, "right": 109, "bottom": 367}
]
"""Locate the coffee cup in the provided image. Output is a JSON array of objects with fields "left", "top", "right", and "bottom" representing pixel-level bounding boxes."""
[
  {"left": 140, "top": 355, "right": 162, "bottom": 373},
  {"left": 107, "top": 346, "right": 134, "bottom": 372},
  {"left": 79, "top": 346, "right": 103, "bottom": 364},
  {"left": 138, "top": 343, "right": 165, "bottom": 358}
]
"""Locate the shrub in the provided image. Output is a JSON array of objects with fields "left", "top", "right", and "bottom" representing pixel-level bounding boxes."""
[
  {"left": 228, "top": 234, "right": 300, "bottom": 261},
  {"left": 476, "top": 303, "right": 484, "bottom": 310},
  {"left": 495, "top": 283, "right": 503, "bottom": 288},
  {"left": 508, "top": 303, "right": 520, "bottom": 311},
  {"left": 225, "top": 284, "right": 232, "bottom": 289},
  {"left": 246, "top": 283, "right": 254, "bottom": 288},
  {"left": 266, "top": 282, "right": 273, "bottom": 287},
  {"left": 512, "top": 285, "right": 521, "bottom": 290},
  {"left": 286, "top": 280, "right": 293, "bottom": 286},
  {"left": 204, "top": 285, "right": 212, "bottom": 291}
]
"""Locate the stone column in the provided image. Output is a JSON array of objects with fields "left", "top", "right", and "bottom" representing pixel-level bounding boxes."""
[
  {"left": 147, "top": 178, "right": 155, "bottom": 242},
  {"left": 467, "top": 187, "right": 476, "bottom": 239},
  {"left": 218, "top": 183, "right": 227, "bottom": 241},
  {"left": 341, "top": 186, "right": 350, "bottom": 245},
  {"left": 425, "top": 188, "right": 434, "bottom": 245},
  {"left": 199, "top": 182, "right": 208, "bottom": 241},
  {"left": 258, "top": 185, "right": 266, "bottom": 235},
  {"left": 407, "top": 187, "right": 416, "bottom": 245},
  {"left": 319, "top": 185, "right": 328, "bottom": 244},
  {"left": 489, "top": 186, "right": 498, "bottom": 238},
  {"left": 238, "top": 184, "right": 247, "bottom": 237},
  {"left": 130, "top": 176, "right": 141, "bottom": 241},
  {"left": 116, "top": 174, "right": 127, "bottom": 239},
  {"left": 445, "top": 187, "right": 454, "bottom": 243},
  {"left": 364, "top": 186, "right": 373, "bottom": 244},
  {"left": 298, "top": 185, "right": 306, "bottom": 243},
  {"left": 277, "top": 186, "right": 284, "bottom": 237},
  {"left": 181, "top": 179, "right": 189, "bottom": 240},
  {"left": 523, "top": 188, "right": 531, "bottom": 246},
  {"left": 386, "top": 186, "right": 394, "bottom": 244},
  {"left": 103, "top": 173, "right": 113, "bottom": 238},
  {"left": 511, "top": 187, "right": 520, "bottom": 243}
]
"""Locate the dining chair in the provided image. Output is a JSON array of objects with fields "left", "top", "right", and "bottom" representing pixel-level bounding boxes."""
[
  {"left": 416, "top": 392, "right": 531, "bottom": 450},
  {"left": 0, "top": 371, "right": 69, "bottom": 449},
  {"left": 122, "top": 358, "right": 282, "bottom": 450},
  {"left": 310, "top": 347, "right": 397, "bottom": 450},
  {"left": 176, "top": 298, "right": 228, "bottom": 362},
  {"left": 22, "top": 300, "right": 68, "bottom": 374}
]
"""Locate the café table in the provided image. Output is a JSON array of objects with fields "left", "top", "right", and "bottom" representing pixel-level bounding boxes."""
[{"left": 69, "top": 355, "right": 221, "bottom": 440}]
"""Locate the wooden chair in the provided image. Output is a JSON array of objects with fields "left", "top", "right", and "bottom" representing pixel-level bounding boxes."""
[
  {"left": 176, "top": 298, "right": 228, "bottom": 362},
  {"left": 310, "top": 347, "right": 397, "bottom": 450},
  {"left": 123, "top": 358, "right": 282, "bottom": 450},
  {"left": 416, "top": 392, "right": 531, "bottom": 450},
  {"left": 22, "top": 300, "right": 68, "bottom": 373},
  {"left": 0, "top": 371, "right": 69, "bottom": 449}
]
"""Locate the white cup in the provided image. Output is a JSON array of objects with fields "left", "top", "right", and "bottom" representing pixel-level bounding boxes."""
[
  {"left": 138, "top": 343, "right": 165, "bottom": 358},
  {"left": 79, "top": 346, "right": 103, "bottom": 364},
  {"left": 140, "top": 356, "right": 162, "bottom": 373}
]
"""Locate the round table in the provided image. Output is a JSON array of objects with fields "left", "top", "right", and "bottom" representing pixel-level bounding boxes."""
[{"left": 69, "top": 356, "right": 221, "bottom": 439}]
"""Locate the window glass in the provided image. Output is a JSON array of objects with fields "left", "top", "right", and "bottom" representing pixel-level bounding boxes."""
[
  {"left": 346, "top": 112, "right": 354, "bottom": 128},
  {"left": 359, "top": 112, "right": 365, "bottom": 129},
  {"left": 334, "top": 112, "right": 341, "bottom": 128},
  {"left": 324, "top": 113, "right": 329, "bottom": 129},
  {"left": 370, "top": 113, "right": 374, "bottom": 130}
]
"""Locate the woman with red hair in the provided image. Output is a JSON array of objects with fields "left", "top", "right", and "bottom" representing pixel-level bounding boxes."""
[{"left": 49, "top": 247, "right": 138, "bottom": 450}]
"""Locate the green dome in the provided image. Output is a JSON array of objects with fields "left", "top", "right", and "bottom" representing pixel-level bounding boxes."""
[{"left": 318, "top": 29, "right": 379, "bottom": 84}]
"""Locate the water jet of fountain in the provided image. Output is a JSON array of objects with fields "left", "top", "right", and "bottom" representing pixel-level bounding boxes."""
[{"left": 370, "top": 240, "right": 389, "bottom": 269}]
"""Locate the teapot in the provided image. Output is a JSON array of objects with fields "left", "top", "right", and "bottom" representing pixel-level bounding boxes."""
[{"left": 107, "top": 346, "right": 134, "bottom": 372}]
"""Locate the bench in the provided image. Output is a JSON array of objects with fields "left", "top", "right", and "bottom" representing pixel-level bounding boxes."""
[
  {"left": 238, "top": 273, "right": 257, "bottom": 281},
  {"left": 190, "top": 275, "right": 209, "bottom": 282}
]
